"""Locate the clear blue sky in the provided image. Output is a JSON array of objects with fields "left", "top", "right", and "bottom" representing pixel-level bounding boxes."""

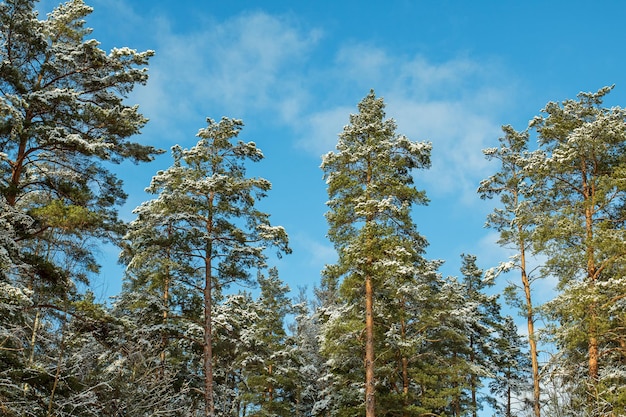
[{"left": 37, "top": 0, "right": 626, "bottom": 306}]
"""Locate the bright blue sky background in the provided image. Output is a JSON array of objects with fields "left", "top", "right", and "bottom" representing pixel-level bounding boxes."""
[{"left": 37, "top": 1, "right": 626, "bottom": 315}]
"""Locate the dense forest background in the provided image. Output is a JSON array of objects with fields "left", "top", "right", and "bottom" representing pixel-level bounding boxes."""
[{"left": 1, "top": 1, "right": 626, "bottom": 417}]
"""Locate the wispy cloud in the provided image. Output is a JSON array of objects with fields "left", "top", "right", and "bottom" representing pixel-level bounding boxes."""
[
  {"left": 89, "top": 5, "right": 518, "bottom": 205},
  {"left": 295, "top": 106, "right": 354, "bottom": 157},
  {"left": 125, "top": 10, "right": 321, "bottom": 145},
  {"left": 296, "top": 44, "right": 513, "bottom": 203}
]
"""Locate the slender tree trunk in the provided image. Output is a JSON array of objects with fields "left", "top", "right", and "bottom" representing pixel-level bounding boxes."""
[
  {"left": 47, "top": 302, "right": 67, "bottom": 417},
  {"left": 160, "top": 223, "right": 172, "bottom": 378},
  {"left": 365, "top": 272, "right": 375, "bottom": 417},
  {"left": 506, "top": 369, "right": 512, "bottom": 417},
  {"left": 585, "top": 188, "right": 599, "bottom": 382},
  {"left": 470, "top": 339, "right": 477, "bottom": 417},
  {"left": 400, "top": 311, "right": 409, "bottom": 417},
  {"left": 452, "top": 352, "right": 461, "bottom": 417},
  {"left": 28, "top": 308, "right": 40, "bottom": 365},
  {"left": 204, "top": 200, "right": 215, "bottom": 417},
  {"left": 160, "top": 271, "right": 170, "bottom": 378},
  {"left": 520, "top": 249, "right": 540, "bottom": 417},
  {"left": 588, "top": 309, "right": 599, "bottom": 379},
  {"left": 516, "top": 187, "right": 540, "bottom": 417},
  {"left": 7, "top": 134, "right": 28, "bottom": 207},
  {"left": 364, "top": 161, "right": 375, "bottom": 417},
  {"left": 204, "top": 253, "right": 214, "bottom": 417},
  {"left": 268, "top": 363, "right": 274, "bottom": 403}
]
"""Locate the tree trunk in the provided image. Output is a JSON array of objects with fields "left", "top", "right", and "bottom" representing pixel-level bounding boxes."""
[
  {"left": 160, "top": 272, "right": 170, "bottom": 378},
  {"left": 470, "top": 340, "right": 477, "bottom": 417},
  {"left": 585, "top": 194, "right": 599, "bottom": 382},
  {"left": 365, "top": 272, "right": 375, "bottom": 417},
  {"left": 588, "top": 304, "right": 599, "bottom": 380},
  {"left": 268, "top": 363, "right": 274, "bottom": 403},
  {"left": 204, "top": 201, "right": 215, "bottom": 417},
  {"left": 364, "top": 157, "right": 376, "bottom": 417},
  {"left": 520, "top": 248, "right": 540, "bottom": 417},
  {"left": 204, "top": 256, "right": 214, "bottom": 417},
  {"left": 400, "top": 312, "right": 409, "bottom": 417},
  {"left": 160, "top": 223, "right": 172, "bottom": 378},
  {"left": 506, "top": 369, "right": 512, "bottom": 417},
  {"left": 6, "top": 133, "right": 28, "bottom": 207},
  {"left": 517, "top": 188, "right": 540, "bottom": 417}
]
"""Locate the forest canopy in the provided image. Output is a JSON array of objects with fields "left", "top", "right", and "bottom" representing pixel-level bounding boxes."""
[{"left": 0, "top": 1, "right": 625, "bottom": 417}]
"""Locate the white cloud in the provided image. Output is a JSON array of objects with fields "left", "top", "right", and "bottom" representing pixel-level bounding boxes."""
[
  {"left": 293, "top": 233, "right": 337, "bottom": 269},
  {"left": 295, "top": 106, "right": 354, "bottom": 157},
  {"left": 88, "top": 5, "right": 518, "bottom": 207},
  {"left": 120, "top": 10, "right": 322, "bottom": 146},
  {"left": 388, "top": 98, "right": 501, "bottom": 203},
  {"left": 89, "top": 5, "right": 517, "bottom": 202},
  {"left": 293, "top": 44, "right": 513, "bottom": 204}
]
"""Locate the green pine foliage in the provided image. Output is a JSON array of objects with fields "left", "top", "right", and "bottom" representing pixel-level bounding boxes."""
[
  {"left": 2, "top": 3, "right": 626, "bottom": 416},
  {"left": 0, "top": 1, "right": 161, "bottom": 415},
  {"left": 121, "top": 116, "right": 290, "bottom": 416},
  {"left": 528, "top": 86, "right": 626, "bottom": 415}
]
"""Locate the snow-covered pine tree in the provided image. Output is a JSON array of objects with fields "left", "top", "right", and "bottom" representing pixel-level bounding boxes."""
[
  {"left": 289, "top": 290, "right": 328, "bottom": 417},
  {"left": 0, "top": 1, "right": 160, "bottom": 413},
  {"left": 320, "top": 90, "right": 431, "bottom": 417},
  {"left": 212, "top": 291, "right": 258, "bottom": 416},
  {"left": 488, "top": 315, "right": 532, "bottom": 417},
  {"left": 479, "top": 124, "right": 542, "bottom": 417},
  {"left": 126, "top": 116, "right": 290, "bottom": 417},
  {"left": 455, "top": 254, "right": 507, "bottom": 417},
  {"left": 0, "top": 0, "right": 160, "bottom": 279},
  {"left": 378, "top": 256, "right": 459, "bottom": 416},
  {"left": 526, "top": 86, "right": 626, "bottom": 414},
  {"left": 240, "top": 268, "right": 299, "bottom": 416}
]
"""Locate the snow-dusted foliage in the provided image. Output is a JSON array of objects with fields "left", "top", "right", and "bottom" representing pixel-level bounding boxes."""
[
  {"left": 527, "top": 86, "right": 626, "bottom": 414},
  {"left": 3, "top": 3, "right": 625, "bottom": 415},
  {"left": 0, "top": 0, "right": 162, "bottom": 292},
  {"left": 482, "top": 86, "right": 626, "bottom": 415},
  {"left": 0, "top": 1, "right": 161, "bottom": 416},
  {"left": 320, "top": 91, "right": 493, "bottom": 416},
  {"left": 479, "top": 124, "right": 543, "bottom": 416},
  {"left": 121, "top": 116, "right": 290, "bottom": 416}
]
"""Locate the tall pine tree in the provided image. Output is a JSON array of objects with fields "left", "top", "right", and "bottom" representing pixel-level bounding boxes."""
[
  {"left": 0, "top": 1, "right": 160, "bottom": 414},
  {"left": 123, "top": 117, "right": 290, "bottom": 416},
  {"left": 321, "top": 90, "right": 431, "bottom": 417},
  {"left": 479, "top": 125, "right": 542, "bottom": 417},
  {"left": 527, "top": 86, "right": 626, "bottom": 414}
]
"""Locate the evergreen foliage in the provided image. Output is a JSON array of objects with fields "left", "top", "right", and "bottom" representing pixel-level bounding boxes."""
[
  {"left": 479, "top": 125, "right": 542, "bottom": 417},
  {"left": 121, "top": 116, "right": 290, "bottom": 416},
  {"left": 527, "top": 86, "right": 626, "bottom": 415},
  {"left": 320, "top": 90, "right": 472, "bottom": 417},
  {"left": 1, "top": 3, "right": 625, "bottom": 416},
  {"left": 0, "top": 1, "right": 160, "bottom": 415}
]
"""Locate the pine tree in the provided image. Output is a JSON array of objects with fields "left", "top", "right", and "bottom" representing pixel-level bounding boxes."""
[
  {"left": 479, "top": 125, "right": 542, "bottom": 417},
  {"left": 526, "top": 86, "right": 626, "bottom": 414},
  {"left": 290, "top": 290, "right": 327, "bottom": 417},
  {"left": 242, "top": 268, "right": 298, "bottom": 416},
  {"left": 320, "top": 90, "right": 431, "bottom": 417},
  {"left": 125, "top": 116, "right": 290, "bottom": 416},
  {"left": 488, "top": 316, "right": 532, "bottom": 417},
  {"left": 385, "top": 259, "right": 461, "bottom": 416},
  {"left": 0, "top": 0, "right": 160, "bottom": 274},
  {"left": 455, "top": 254, "right": 507, "bottom": 417},
  {"left": 0, "top": 1, "right": 160, "bottom": 413},
  {"left": 212, "top": 291, "right": 258, "bottom": 416}
]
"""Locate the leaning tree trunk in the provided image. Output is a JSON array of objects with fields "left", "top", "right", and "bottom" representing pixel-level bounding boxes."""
[{"left": 520, "top": 241, "right": 540, "bottom": 417}]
